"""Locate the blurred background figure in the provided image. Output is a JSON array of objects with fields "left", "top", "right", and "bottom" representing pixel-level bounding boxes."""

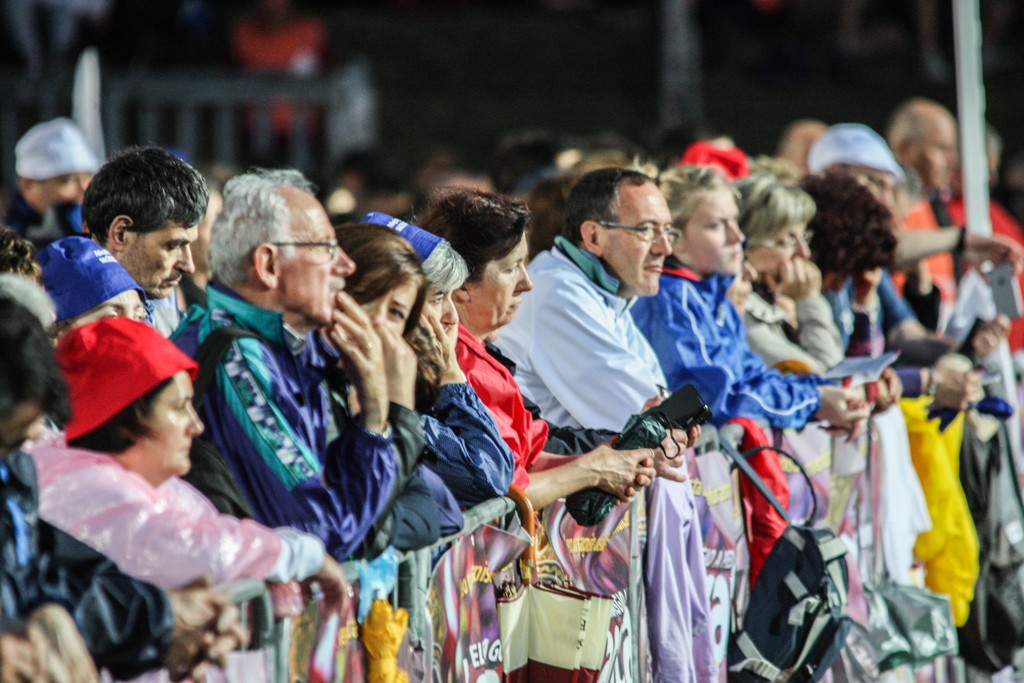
[
  {"left": 2, "top": 0, "right": 110, "bottom": 75},
  {"left": 4, "top": 118, "right": 100, "bottom": 249},
  {"left": 775, "top": 118, "right": 827, "bottom": 177}
]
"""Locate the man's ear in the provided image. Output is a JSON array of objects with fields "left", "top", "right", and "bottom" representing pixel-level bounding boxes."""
[
  {"left": 579, "top": 219, "right": 605, "bottom": 257},
  {"left": 104, "top": 216, "right": 135, "bottom": 254},
  {"left": 252, "top": 243, "right": 280, "bottom": 289},
  {"left": 452, "top": 285, "right": 471, "bottom": 305}
]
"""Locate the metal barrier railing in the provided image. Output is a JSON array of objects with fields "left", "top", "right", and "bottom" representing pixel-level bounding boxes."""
[
  {"left": 398, "top": 492, "right": 527, "bottom": 681},
  {"left": 0, "top": 60, "right": 378, "bottom": 186}
]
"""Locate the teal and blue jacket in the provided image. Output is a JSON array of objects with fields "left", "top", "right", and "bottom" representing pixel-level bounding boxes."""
[{"left": 173, "top": 284, "right": 397, "bottom": 560}]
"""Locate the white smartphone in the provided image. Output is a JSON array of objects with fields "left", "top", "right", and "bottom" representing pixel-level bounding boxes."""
[{"left": 989, "top": 263, "right": 1023, "bottom": 320}]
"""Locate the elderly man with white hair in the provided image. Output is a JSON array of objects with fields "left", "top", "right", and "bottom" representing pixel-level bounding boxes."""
[{"left": 172, "top": 168, "right": 427, "bottom": 561}]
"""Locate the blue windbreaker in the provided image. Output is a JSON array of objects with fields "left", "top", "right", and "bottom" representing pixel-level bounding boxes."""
[
  {"left": 421, "top": 383, "right": 514, "bottom": 507},
  {"left": 631, "top": 264, "right": 827, "bottom": 429}
]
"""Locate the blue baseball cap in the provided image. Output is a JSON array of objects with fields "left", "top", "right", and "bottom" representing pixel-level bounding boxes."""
[
  {"left": 362, "top": 212, "right": 444, "bottom": 262},
  {"left": 39, "top": 236, "right": 145, "bottom": 322}
]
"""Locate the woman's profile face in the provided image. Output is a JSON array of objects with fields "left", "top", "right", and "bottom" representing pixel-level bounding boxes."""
[
  {"left": 421, "top": 287, "right": 459, "bottom": 331},
  {"left": 674, "top": 190, "right": 744, "bottom": 279},
  {"left": 456, "top": 234, "right": 532, "bottom": 342},
  {"left": 745, "top": 221, "right": 811, "bottom": 292},
  {"left": 360, "top": 279, "right": 420, "bottom": 337},
  {"left": 118, "top": 371, "right": 203, "bottom": 488}
]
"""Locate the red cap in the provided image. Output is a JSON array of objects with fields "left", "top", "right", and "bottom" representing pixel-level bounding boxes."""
[
  {"left": 56, "top": 318, "right": 199, "bottom": 441},
  {"left": 679, "top": 141, "right": 750, "bottom": 181}
]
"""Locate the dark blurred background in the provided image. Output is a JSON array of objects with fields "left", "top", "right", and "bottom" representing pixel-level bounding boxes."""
[{"left": 1, "top": 0, "right": 1022, "bottom": 194}]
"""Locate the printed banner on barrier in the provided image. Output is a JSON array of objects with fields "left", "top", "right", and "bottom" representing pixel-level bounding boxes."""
[
  {"left": 535, "top": 499, "right": 645, "bottom": 682},
  {"left": 287, "top": 575, "right": 363, "bottom": 683},
  {"left": 428, "top": 524, "right": 530, "bottom": 682},
  {"left": 686, "top": 448, "right": 738, "bottom": 681},
  {"left": 774, "top": 426, "right": 833, "bottom": 528}
]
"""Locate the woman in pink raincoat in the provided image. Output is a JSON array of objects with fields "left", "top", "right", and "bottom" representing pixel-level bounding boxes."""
[{"left": 29, "top": 317, "right": 346, "bottom": 605}]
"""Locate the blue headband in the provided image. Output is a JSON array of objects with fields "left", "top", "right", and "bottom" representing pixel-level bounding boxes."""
[{"left": 362, "top": 212, "right": 445, "bottom": 262}]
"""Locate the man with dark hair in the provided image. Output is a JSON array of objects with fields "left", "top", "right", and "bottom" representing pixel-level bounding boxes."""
[
  {"left": 495, "top": 167, "right": 715, "bottom": 682},
  {"left": 83, "top": 146, "right": 209, "bottom": 336},
  {"left": 499, "top": 167, "right": 676, "bottom": 429},
  {"left": 0, "top": 296, "right": 246, "bottom": 681},
  {"left": 559, "top": 167, "right": 653, "bottom": 245}
]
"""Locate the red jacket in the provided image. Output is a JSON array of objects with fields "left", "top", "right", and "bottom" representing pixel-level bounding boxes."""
[{"left": 455, "top": 324, "right": 547, "bottom": 490}]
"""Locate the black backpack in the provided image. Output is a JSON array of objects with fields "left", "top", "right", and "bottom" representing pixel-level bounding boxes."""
[
  {"left": 180, "top": 326, "right": 263, "bottom": 519},
  {"left": 721, "top": 440, "right": 853, "bottom": 682},
  {"left": 957, "top": 420, "right": 1024, "bottom": 672}
]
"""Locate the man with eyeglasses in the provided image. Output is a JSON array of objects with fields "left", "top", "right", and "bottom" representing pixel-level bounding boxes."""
[
  {"left": 495, "top": 167, "right": 716, "bottom": 683},
  {"left": 497, "top": 167, "right": 679, "bottom": 430},
  {"left": 84, "top": 146, "right": 209, "bottom": 336},
  {"left": 172, "top": 169, "right": 415, "bottom": 562}
]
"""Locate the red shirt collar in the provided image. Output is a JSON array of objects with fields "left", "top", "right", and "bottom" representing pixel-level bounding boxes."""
[{"left": 661, "top": 265, "right": 701, "bottom": 281}]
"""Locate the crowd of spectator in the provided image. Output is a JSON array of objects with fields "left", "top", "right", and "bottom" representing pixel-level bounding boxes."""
[{"left": 3, "top": 88, "right": 1024, "bottom": 681}]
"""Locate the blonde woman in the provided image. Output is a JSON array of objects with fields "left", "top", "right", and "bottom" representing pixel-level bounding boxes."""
[{"left": 736, "top": 172, "right": 845, "bottom": 374}]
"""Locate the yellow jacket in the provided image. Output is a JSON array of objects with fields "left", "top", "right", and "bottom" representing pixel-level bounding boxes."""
[{"left": 900, "top": 397, "right": 978, "bottom": 626}]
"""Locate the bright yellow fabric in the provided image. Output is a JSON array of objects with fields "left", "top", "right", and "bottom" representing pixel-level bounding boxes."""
[
  {"left": 900, "top": 397, "right": 978, "bottom": 626},
  {"left": 361, "top": 599, "right": 409, "bottom": 683}
]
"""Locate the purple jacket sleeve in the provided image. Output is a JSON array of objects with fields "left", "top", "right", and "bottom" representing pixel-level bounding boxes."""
[{"left": 191, "top": 335, "right": 397, "bottom": 561}]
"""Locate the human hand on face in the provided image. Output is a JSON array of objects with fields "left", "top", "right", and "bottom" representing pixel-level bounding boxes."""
[
  {"left": 325, "top": 291, "right": 389, "bottom": 432},
  {"left": 726, "top": 261, "right": 757, "bottom": 314},
  {"left": 777, "top": 258, "right": 823, "bottom": 301},
  {"left": 423, "top": 313, "right": 465, "bottom": 385},
  {"left": 376, "top": 324, "right": 417, "bottom": 411}
]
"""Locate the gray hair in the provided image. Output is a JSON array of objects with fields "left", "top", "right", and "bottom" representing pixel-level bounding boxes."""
[
  {"left": 0, "top": 274, "right": 55, "bottom": 327},
  {"left": 209, "top": 168, "right": 317, "bottom": 287},
  {"left": 736, "top": 172, "right": 816, "bottom": 244},
  {"left": 422, "top": 240, "right": 469, "bottom": 293}
]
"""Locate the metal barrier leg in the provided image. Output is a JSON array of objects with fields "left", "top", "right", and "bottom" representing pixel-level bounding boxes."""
[{"left": 628, "top": 493, "right": 644, "bottom": 683}]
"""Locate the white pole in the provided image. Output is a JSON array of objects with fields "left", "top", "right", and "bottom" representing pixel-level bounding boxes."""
[
  {"left": 72, "top": 47, "right": 106, "bottom": 161},
  {"left": 953, "top": 0, "right": 989, "bottom": 237},
  {"left": 952, "top": 0, "right": 1022, "bottom": 466}
]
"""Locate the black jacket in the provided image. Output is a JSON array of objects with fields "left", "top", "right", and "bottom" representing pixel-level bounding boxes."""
[{"left": 1, "top": 450, "right": 175, "bottom": 679}]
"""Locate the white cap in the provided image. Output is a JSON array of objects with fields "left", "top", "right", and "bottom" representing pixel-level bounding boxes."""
[
  {"left": 15, "top": 118, "right": 101, "bottom": 181},
  {"left": 807, "top": 123, "right": 904, "bottom": 180}
]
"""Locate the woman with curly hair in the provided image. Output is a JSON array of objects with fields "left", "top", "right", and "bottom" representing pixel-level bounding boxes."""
[
  {"left": 0, "top": 225, "right": 41, "bottom": 281},
  {"left": 800, "top": 172, "right": 900, "bottom": 358}
]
